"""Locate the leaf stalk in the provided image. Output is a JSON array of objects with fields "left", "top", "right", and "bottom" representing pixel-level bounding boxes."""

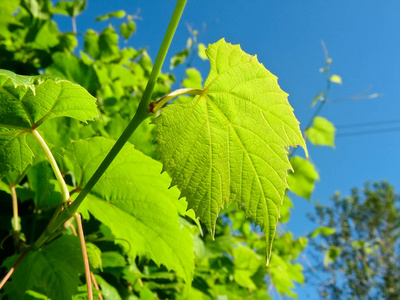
[{"left": 31, "top": 129, "right": 70, "bottom": 203}]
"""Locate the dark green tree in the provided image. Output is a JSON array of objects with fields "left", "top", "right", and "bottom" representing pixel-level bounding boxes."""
[{"left": 308, "top": 181, "right": 400, "bottom": 300}]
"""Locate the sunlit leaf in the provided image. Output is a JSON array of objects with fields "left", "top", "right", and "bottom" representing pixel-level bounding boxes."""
[
  {"left": 120, "top": 20, "right": 136, "bottom": 40},
  {"left": 309, "top": 226, "right": 336, "bottom": 238},
  {"left": 310, "top": 91, "right": 323, "bottom": 107},
  {"left": 154, "top": 39, "right": 307, "bottom": 261},
  {"left": 287, "top": 156, "right": 319, "bottom": 200},
  {"left": 324, "top": 245, "right": 341, "bottom": 266},
  {"left": 233, "top": 245, "right": 263, "bottom": 290},
  {"left": 0, "top": 69, "right": 98, "bottom": 178},
  {"left": 96, "top": 10, "right": 126, "bottom": 21},
  {"left": 53, "top": 0, "right": 86, "bottom": 17},
  {"left": 67, "top": 137, "right": 194, "bottom": 283},
  {"left": 305, "top": 116, "right": 335, "bottom": 147},
  {"left": 170, "top": 49, "right": 189, "bottom": 70},
  {"left": 330, "top": 74, "right": 342, "bottom": 84},
  {"left": 197, "top": 43, "right": 207, "bottom": 60}
]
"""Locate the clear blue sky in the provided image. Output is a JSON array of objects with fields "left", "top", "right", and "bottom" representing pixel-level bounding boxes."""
[{"left": 56, "top": 0, "right": 400, "bottom": 298}]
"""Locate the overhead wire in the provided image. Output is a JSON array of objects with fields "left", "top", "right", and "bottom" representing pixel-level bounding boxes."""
[{"left": 335, "top": 119, "right": 400, "bottom": 138}]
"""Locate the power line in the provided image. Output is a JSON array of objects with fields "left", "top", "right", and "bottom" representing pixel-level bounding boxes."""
[
  {"left": 336, "top": 126, "right": 400, "bottom": 138},
  {"left": 336, "top": 119, "right": 400, "bottom": 129}
]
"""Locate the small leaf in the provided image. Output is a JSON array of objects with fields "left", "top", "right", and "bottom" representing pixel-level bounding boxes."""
[
  {"left": 120, "top": 20, "right": 136, "bottom": 40},
  {"left": 324, "top": 246, "right": 341, "bottom": 266},
  {"left": 86, "top": 242, "right": 103, "bottom": 271},
  {"left": 287, "top": 156, "right": 319, "bottom": 200},
  {"left": 96, "top": 10, "right": 126, "bottom": 21},
  {"left": 330, "top": 74, "right": 342, "bottom": 84},
  {"left": 154, "top": 39, "right": 307, "bottom": 262},
  {"left": 182, "top": 68, "right": 202, "bottom": 89},
  {"left": 170, "top": 49, "right": 190, "bottom": 70},
  {"left": 311, "top": 91, "right": 323, "bottom": 107},
  {"left": 98, "top": 27, "right": 120, "bottom": 61},
  {"left": 305, "top": 116, "right": 335, "bottom": 147},
  {"left": 53, "top": 0, "right": 86, "bottom": 17},
  {"left": 84, "top": 29, "right": 100, "bottom": 60},
  {"left": 197, "top": 43, "right": 207, "bottom": 60},
  {"left": 309, "top": 226, "right": 336, "bottom": 238},
  {"left": 67, "top": 137, "right": 194, "bottom": 284}
]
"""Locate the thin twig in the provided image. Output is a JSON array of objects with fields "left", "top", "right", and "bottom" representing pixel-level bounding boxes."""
[
  {"left": 75, "top": 213, "right": 93, "bottom": 300},
  {"left": 91, "top": 272, "right": 104, "bottom": 300}
]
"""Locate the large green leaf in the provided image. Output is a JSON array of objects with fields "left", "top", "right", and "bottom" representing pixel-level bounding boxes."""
[
  {"left": 0, "top": 69, "right": 98, "bottom": 178},
  {"left": 66, "top": 137, "right": 194, "bottom": 283},
  {"left": 154, "top": 39, "right": 306, "bottom": 261},
  {"left": 2, "top": 235, "right": 83, "bottom": 300}
]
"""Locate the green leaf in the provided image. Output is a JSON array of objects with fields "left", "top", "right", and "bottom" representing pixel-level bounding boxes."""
[
  {"left": 66, "top": 137, "right": 194, "bottom": 284},
  {"left": 46, "top": 52, "right": 100, "bottom": 95},
  {"left": 94, "top": 275, "right": 122, "bottom": 300},
  {"left": 197, "top": 43, "right": 207, "bottom": 60},
  {"left": 310, "top": 91, "right": 323, "bottom": 107},
  {"left": 324, "top": 245, "right": 341, "bottom": 266},
  {"left": 84, "top": 29, "right": 100, "bottom": 60},
  {"left": 309, "top": 226, "right": 336, "bottom": 238},
  {"left": 182, "top": 68, "right": 202, "bottom": 89},
  {"left": 120, "top": 20, "right": 136, "bottom": 40},
  {"left": 305, "top": 116, "right": 335, "bottom": 147},
  {"left": 233, "top": 245, "right": 263, "bottom": 290},
  {"left": 27, "top": 160, "right": 61, "bottom": 208},
  {"left": 96, "top": 10, "right": 126, "bottom": 21},
  {"left": 170, "top": 49, "right": 190, "bottom": 70},
  {"left": 0, "top": 69, "right": 98, "bottom": 128},
  {"left": 98, "top": 27, "right": 120, "bottom": 61},
  {"left": 86, "top": 242, "right": 103, "bottom": 270},
  {"left": 53, "top": 0, "right": 86, "bottom": 17},
  {"left": 279, "top": 194, "right": 293, "bottom": 224},
  {"left": 287, "top": 156, "right": 319, "bottom": 200},
  {"left": 2, "top": 236, "right": 83, "bottom": 300},
  {"left": 0, "top": 0, "right": 21, "bottom": 38},
  {"left": 154, "top": 39, "right": 306, "bottom": 262},
  {"left": 330, "top": 74, "right": 342, "bottom": 84},
  {"left": 0, "top": 128, "right": 35, "bottom": 178},
  {"left": 0, "top": 69, "right": 98, "bottom": 177},
  {"left": 268, "top": 254, "right": 304, "bottom": 298}
]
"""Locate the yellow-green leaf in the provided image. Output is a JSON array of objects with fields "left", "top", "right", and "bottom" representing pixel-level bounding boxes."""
[
  {"left": 305, "top": 116, "right": 335, "bottom": 147},
  {"left": 154, "top": 39, "right": 306, "bottom": 262}
]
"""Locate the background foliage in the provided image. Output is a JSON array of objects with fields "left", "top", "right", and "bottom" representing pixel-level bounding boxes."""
[{"left": 0, "top": 1, "right": 309, "bottom": 299}]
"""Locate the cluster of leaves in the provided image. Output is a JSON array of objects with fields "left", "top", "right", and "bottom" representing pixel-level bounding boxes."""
[
  {"left": 308, "top": 181, "right": 400, "bottom": 299},
  {"left": 0, "top": 0, "right": 327, "bottom": 299}
]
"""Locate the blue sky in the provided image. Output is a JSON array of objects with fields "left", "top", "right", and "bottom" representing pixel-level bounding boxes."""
[{"left": 57, "top": 0, "right": 400, "bottom": 298}]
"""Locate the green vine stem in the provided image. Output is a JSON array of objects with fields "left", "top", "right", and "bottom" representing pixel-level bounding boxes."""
[
  {"left": 75, "top": 213, "right": 93, "bottom": 300},
  {"left": 31, "top": 129, "right": 70, "bottom": 203},
  {"left": 31, "top": 0, "right": 188, "bottom": 250}
]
